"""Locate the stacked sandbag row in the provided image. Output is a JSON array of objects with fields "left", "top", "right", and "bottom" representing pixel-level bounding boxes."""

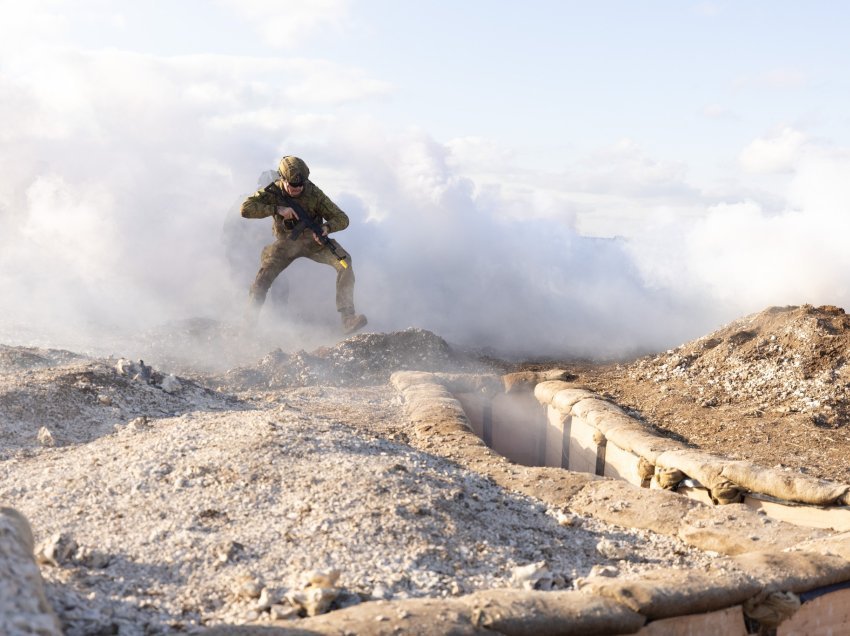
[
  {"left": 534, "top": 380, "right": 850, "bottom": 507},
  {"left": 0, "top": 508, "right": 61, "bottom": 635}
]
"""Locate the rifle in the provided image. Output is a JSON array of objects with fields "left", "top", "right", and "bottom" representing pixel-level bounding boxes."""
[{"left": 264, "top": 182, "right": 350, "bottom": 269}]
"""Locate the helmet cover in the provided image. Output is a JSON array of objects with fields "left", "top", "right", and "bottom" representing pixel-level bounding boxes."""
[{"left": 278, "top": 156, "right": 310, "bottom": 186}]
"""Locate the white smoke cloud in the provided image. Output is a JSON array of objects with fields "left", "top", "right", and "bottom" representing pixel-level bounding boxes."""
[
  {"left": 739, "top": 127, "right": 807, "bottom": 174},
  {"left": 628, "top": 139, "right": 850, "bottom": 316},
  {"left": 1, "top": 7, "right": 849, "bottom": 365},
  {"left": 0, "top": 42, "right": 382, "bottom": 342},
  {"left": 295, "top": 130, "right": 717, "bottom": 357}
]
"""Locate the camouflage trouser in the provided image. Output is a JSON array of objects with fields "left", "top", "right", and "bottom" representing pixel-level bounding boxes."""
[{"left": 248, "top": 233, "right": 356, "bottom": 314}]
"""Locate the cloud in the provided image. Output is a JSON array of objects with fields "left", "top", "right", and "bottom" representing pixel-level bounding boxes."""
[
  {"left": 215, "top": 0, "right": 353, "bottom": 48},
  {"left": 446, "top": 137, "right": 516, "bottom": 174},
  {"left": 281, "top": 61, "right": 392, "bottom": 103},
  {"left": 739, "top": 126, "right": 807, "bottom": 174},
  {"left": 570, "top": 139, "right": 694, "bottom": 199},
  {"left": 0, "top": 0, "right": 67, "bottom": 54},
  {"left": 442, "top": 137, "right": 708, "bottom": 238}
]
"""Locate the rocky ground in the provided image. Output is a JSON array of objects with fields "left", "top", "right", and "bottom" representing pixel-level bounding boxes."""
[{"left": 0, "top": 328, "right": 717, "bottom": 635}]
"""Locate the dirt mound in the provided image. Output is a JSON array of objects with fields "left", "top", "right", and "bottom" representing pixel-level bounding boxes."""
[
  {"left": 0, "top": 345, "right": 84, "bottom": 373},
  {"left": 632, "top": 305, "right": 850, "bottom": 425},
  {"left": 220, "top": 328, "right": 497, "bottom": 389},
  {"left": 0, "top": 355, "right": 235, "bottom": 449},
  {"left": 580, "top": 305, "right": 850, "bottom": 481}
]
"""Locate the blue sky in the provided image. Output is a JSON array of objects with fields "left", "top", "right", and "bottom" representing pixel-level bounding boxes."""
[
  {"left": 2, "top": 1, "right": 850, "bottom": 357},
  {"left": 49, "top": 2, "right": 850, "bottom": 171}
]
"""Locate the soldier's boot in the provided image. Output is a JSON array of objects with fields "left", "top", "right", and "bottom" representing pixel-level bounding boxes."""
[{"left": 341, "top": 311, "right": 367, "bottom": 335}]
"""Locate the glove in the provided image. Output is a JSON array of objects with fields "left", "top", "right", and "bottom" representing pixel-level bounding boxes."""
[{"left": 276, "top": 206, "right": 298, "bottom": 221}]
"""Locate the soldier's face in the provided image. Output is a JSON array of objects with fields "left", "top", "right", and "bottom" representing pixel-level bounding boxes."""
[{"left": 284, "top": 182, "right": 304, "bottom": 197}]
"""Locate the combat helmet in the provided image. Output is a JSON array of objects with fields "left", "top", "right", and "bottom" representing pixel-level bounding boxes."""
[{"left": 278, "top": 156, "right": 310, "bottom": 186}]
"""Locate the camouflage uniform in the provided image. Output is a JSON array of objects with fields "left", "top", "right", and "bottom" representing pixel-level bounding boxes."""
[{"left": 241, "top": 159, "right": 361, "bottom": 324}]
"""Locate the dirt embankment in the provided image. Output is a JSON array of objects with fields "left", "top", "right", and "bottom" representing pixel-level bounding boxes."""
[{"left": 576, "top": 305, "right": 850, "bottom": 481}]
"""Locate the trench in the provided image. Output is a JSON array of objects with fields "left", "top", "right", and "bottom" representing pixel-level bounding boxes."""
[
  {"left": 453, "top": 386, "right": 850, "bottom": 532},
  {"left": 392, "top": 371, "right": 850, "bottom": 634}
]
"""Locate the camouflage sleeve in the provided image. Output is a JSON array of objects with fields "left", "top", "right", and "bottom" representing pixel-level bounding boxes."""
[
  {"left": 240, "top": 188, "right": 277, "bottom": 219},
  {"left": 314, "top": 186, "right": 350, "bottom": 233}
]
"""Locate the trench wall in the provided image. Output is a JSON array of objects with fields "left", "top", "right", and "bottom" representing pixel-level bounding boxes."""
[{"left": 459, "top": 377, "right": 850, "bottom": 532}]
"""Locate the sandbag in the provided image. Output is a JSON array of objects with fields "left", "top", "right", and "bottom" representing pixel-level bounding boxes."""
[
  {"left": 614, "top": 429, "right": 687, "bottom": 464},
  {"left": 721, "top": 460, "right": 850, "bottom": 506},
  {"left": 534, "top": 380, "right": 576, "bottom": 405},
  {"left": 295, "top": 588, "right": 646, "bottom": 636},
  {"left": 435, "top": 372, "right": 503, "bottom": 395},
  {"left": 577, "top": 567, "right": 759, "bottom": 619},
  {"left": 550, "top": 388, "right": 597, "bottom": 413},
  {"left": 743, "top": 590, "right": 800, "bottom": 628},
  {"left": 678, "top": 504, "right": 826, "bottom": 555},
  {"left": 502, "top": 370, "right": 572, "bottom": 394},
  {"left": 390, "top": 370, "right": 436, "bottom": 391},
  {"left": 792, "top": 531, "right": 850, "bottom": 560},
  {"left": 506, "top": 467, "right": 599, "bottom": 506},
  {"left": 0, "top": 508, "right": 62, "bottom": 635},
  {"left": 571, "top": 397, "right": 626, "bottom": 421},
  {"left": 656, "top": 449, "right": 743, "bottom": 503},
  {"left": 569, "top": 479, "right": 700, "bottom": 536},
  {"left": 729, "top": 550, "right": 850, "bottom": 593},
  {"left": 466, "top": 588, "right": 645, "bottom": 635},
  {"left": 291, "top": 596, "right": 478, "bottom": 635},
  {"left": 655, "top": 467, "right": 686, "bottom": 490}
]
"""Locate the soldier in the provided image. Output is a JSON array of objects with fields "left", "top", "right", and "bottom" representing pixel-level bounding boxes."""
[{"left": 241, "top": 156, "right": 367, "bottom": 334}]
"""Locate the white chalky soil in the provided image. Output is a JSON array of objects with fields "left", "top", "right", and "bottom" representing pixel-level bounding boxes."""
[{"left": 0, "top": 333, "right": 713, "bottom": 634}]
